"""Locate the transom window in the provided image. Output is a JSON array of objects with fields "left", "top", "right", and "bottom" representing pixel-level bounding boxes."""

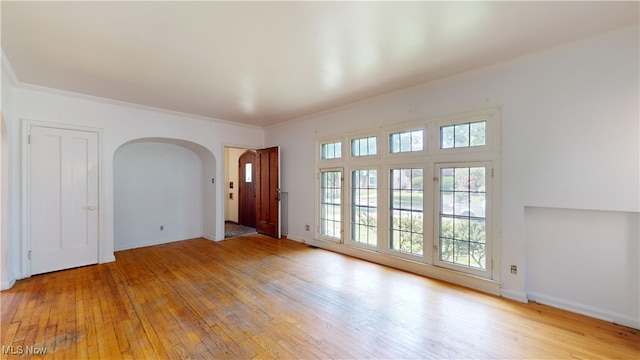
[
  {"left": 351, "top": 169, "right": 377, "bottom": 246},
  {"left": 321, "top": 141, "right": 342, "bottom": 160},
  {"left": 351, "top": 136, "right": 377, "bottom": 157},
  {"left": 316, "top": 109, "right": 499, "bottom": 280},
  {"left": 389, "top": 130, "right": 423, "bottom": 153},
  {"left": 390, "top": 168, "right": 424, "bottom": 256},
  {"left": 441, "top": 121, "right": 486, "bottom": 149}
]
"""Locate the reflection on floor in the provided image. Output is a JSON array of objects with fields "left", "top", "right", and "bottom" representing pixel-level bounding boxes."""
[{"left": 224, "top": 221, "right": 257, "bottom": 238}]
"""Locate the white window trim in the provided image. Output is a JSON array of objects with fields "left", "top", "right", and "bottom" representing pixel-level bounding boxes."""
[
  {"left": 346, "top": 166, "right": 381, "bottom": 250},
  {"left": 314, "top": 108, "right": 501, "bottom": 282},
  {"left": 432, "top": 161, "right": 494, "bottom": 278},
  {"left": 317, "top": 136, "right": 346, "bottom": 163},
  {"left": 316, "top": 167, "right": 344, "bottom": 243},
  {"left": 431, "top": 108, "right": 498, "bottom": 156},
  {"left": 383, "top": 121, "right": 429, "bottom": 160},
  {"left": 348, "top": 133, "right": 381, "bottom": 159},
  {"left": 381, "top": 163, "right": 434, "bottom": 263}
]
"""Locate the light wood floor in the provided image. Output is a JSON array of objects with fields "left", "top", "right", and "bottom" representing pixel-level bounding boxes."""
[{"left": 1, "top": 235, "right": 638, "bottom": 359}]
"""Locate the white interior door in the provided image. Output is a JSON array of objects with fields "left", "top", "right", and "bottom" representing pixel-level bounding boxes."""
[{"left": 29, "top": 125, "right": 99, "bottom": 275}]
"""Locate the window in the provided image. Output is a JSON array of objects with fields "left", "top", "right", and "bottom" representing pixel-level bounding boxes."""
[
  {"left": 390, "top": 168, "right": 424, "bottom": 256},
  {"left": 351, "top": 169, "right": 377, "bottom": 246},
  {"left": 321, "top": 141, "right": 342, "bottom": 160},
  {"left": 441, "top": 121, "right": 486, "bottom": 149},
  {"left": 320, "top": 169, "right": 342, "bottom": 240},
  {"left": 244, "top": 163, "right": 252, "bottom": 182},
  {"left": 351, "top": 136, "right": 377, "bottom": 157},
  {"left": 315, "top": 109, "right": 499, "bottom": 281},
  {"left": 389, "top": 129, "right": 423, "bottom": 153},
  {"left": 438, "top": 166, "right": 487, "bottom": 270}
]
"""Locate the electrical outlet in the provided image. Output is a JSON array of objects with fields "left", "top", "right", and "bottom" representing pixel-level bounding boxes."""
[
  {"left": 510, "top": 265, "right": 517, "bottom": 274},
  {"left": 305, "top": 225, "right": 310, "bottom": 231},
  {"left": 160, "top": 225, "right": 164, "bottom": 231}
]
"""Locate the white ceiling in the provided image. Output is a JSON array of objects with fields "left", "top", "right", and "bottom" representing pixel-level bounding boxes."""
[{"left": 2, "top": 1, "right": 638, "bottom": 127}]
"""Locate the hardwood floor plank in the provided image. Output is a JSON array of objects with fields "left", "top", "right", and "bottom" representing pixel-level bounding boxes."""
[{"left": 2, "top": 235, "right": 638, "bottom": 359}]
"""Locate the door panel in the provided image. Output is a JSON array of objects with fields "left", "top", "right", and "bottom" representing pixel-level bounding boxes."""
[
  {"left": 256, "top": 146, "right": 280, "bottom": 238},
  {"left": 238, "top": 150, "right": 256, "bottom": 228},
  {"left": 29, "top": 126, "right": 99, "bottom": 275}
]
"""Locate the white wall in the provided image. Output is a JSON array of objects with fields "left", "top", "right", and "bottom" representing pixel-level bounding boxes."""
[
  {"left": 0, "top": 54, "right": 20, "bottom": 290},
  {"left": 0, "top": 116, "right": 8, "bottom": 290},
  {"left": 1, "top": 56, "right": 16, "bottom": 290},
  {"left": 3, "top": 83, "right": 264, "bottom": 284},
  {"left": 525, "top": 207, "right": 639, "bottom": 328},
  {"left": 114, "top": 142, "right": 203, "bottom": 250},
  {"left": 265, "top": 26, "right": 639, "bottom": 326}
]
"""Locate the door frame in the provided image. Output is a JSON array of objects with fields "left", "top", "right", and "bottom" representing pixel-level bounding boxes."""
[
  {"left": 223, "top": 145, "right": 281, "bottom": 239},
  {"left": 21, "top": 119, "right": 103, "bottom": 278},
  {"left": 238, "top": 150, "right": 256, "bottom": 228},
  {"left": 223, "top": 146, "right": 257, "bottom": 236}
]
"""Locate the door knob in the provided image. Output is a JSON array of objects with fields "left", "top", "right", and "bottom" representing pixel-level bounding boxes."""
[{"left": 88, "top": 206, "right": 96, "bottom": 211}]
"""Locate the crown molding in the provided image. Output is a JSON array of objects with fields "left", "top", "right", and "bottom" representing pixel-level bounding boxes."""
[
  {"left": 1, "top": 49, "right": 19, "bottom": 86},
  {"left": 1, "top": 49, "right": 263, "bottom": 130},
  {"left": 17, "top": 82, "right": 264, "bottom": 130}
]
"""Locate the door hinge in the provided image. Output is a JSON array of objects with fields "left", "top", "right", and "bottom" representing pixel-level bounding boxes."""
[
  {"left": 491, "top": 168, "right": 494, "bottom": 178},
  {"left": 28, "top": 250, "right": 31, "bottom": 260},
  {"left": 28, "top": 135, "right": 31, "bottom": 145}
]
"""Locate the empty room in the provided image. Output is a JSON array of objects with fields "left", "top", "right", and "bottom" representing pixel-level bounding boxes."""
[{"left": 1, "top": 1, "right": 639, "bottom": 359}]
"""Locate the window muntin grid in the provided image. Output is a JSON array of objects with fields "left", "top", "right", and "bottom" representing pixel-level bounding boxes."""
[
  {"left": 389, "top": 168, "right": 424, "bottom": 256},
  {"left": 439, "top": 166, "right": 486, "bottom": 269},
  {"left": 440, "top": 121, "right": 486, "bottom": 149},
  {"left": 320, "top": 170, "right": 342, "bottom": 239},
  {"left": 389, "top": 129, "right": 424, "bottom": 153},
  {"left": 316, "top": 110, "right": 498, "bottom": 279},
  {"left": 351, "top": 169, "right": 377, "bottom": 246},
  {"left": 351, "top": 136, "right": 377, "bottom": 157},
  {"left": 321, "top": 141, "right": 342, "bottom": 160}
]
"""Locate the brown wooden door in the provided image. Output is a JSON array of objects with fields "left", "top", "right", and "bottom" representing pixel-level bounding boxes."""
[
  {"left": 256, "top": 146, "right": 280, "bottom": 238},
  {"left": 238, "top": 150, "right": 256, "bottom": 228}
]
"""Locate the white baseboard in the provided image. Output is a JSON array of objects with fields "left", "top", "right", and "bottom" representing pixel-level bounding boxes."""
[
  {"left": 284, "top": 234, "right": 306, "bottom": 243},
  {"left": 100, "top": 254, "right": 116, "bottom": 264},
  {"left": 500, "top": 289, "right": 528, "bottom": 303},
  {"left": 114, "top": 235, "right": 202, "bottom": 251},
  {"left": 202, "top": 234, "right": 217, "bottom": 241},
  {"left": 1, "top": 276, "right": 16, "bottom": 291},
  {"left": 528, "top": 291, "right": 639, "bottom": 330}
]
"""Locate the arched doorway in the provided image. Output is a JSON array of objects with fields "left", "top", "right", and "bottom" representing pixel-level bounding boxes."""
[{"left": 114, "top": 138, "right": 216, "bottom": 250}]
